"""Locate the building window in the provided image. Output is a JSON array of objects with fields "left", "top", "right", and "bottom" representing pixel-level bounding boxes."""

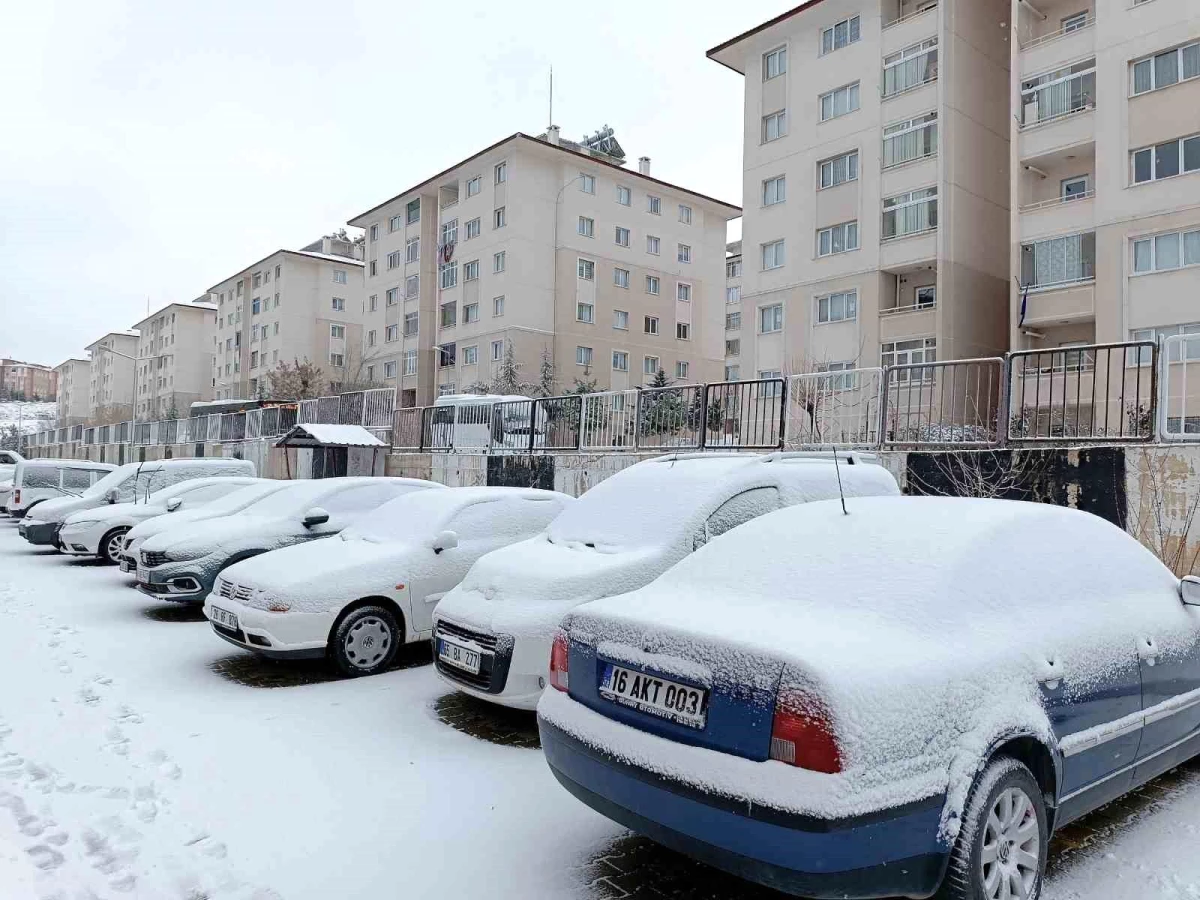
[
  {"left": 439, "top": 383, "right": 456, "bottom": 396},
  {"left": 332, "top": 297, "right": 346, "bottom": 311},
  {"left": 1131, "top": 324, "right": 1200, "bottom": 366},
  {"left": 725, "top": 364, "right": 741, "bottom": 380},
  {"left": 385, "top": 325, "right": 399, "bottom": 342},
  {"left": 647, "top": 195, "right": 661, "bottom": 215},
  {"left": 763, "top": 45, "right": 787, "bottom": 79},
  {"left": 494, "top": 206, "right": 506, "bottom": 228},
  {"left": 465, "top": 218, "right": 481, "bottom": 240},
  {"left": 330, "top": 353, "right": 345, "bottom": 368},
  {"left": 441, "top": 303, "right": 457, "bottom": 328},
  {"left": 645, "top": 275, "right": 660, "bottom": 295},
  {"left": 760, "top": 305, "right": 783, "bottom": 333},
  {"left": 677, "top": 283, "right": 691, "bottom": 302},
  {"left": 816, "top": 289, "right": 858, "bottom": 324},
  {"left": 369, "top": 261, "right": 378, "bottom": 277},
  {"left": 439, "top": 261, "right": 458, "bottom": 289},
  {"left": 882, "top": 338, "right": 937, "bottom": 378},
  {"left": 613, "top": 310, "right": 629, "bottom": 330},
  {"left": 580, "top": 173, "right": 596, "bottom": 194},
  {"left": 1133, "top": 228, "right": 1200, "bottom": 273},
  {"left": 578, "top": 216, "right": 595, "bottom": 237},
  {"left": 678, "top": 205, "right": 692, "bottom": 225},
  {"left": 406, "top": 199, "right": 420, "bottom": 224},
  {"left": 463, "top": 259, "right": 479, "bottom": 281},
  {"left": 883, "top": 38, "right": 938, "bottom": 98},
  {"left": 330, "top": 324, "right": 345, "bottom": 339},
  {"left": 821, "top": 15, "right": 860, "bottom": 55},
  {"left": 726, "top": 312, "right": 742, "bottom": 330},
  {"left": 386, "top": 287, "right": 399, "bottom": 306},
  {"left": 399, "top": 350, "right": 415, "bottom": 375},
  {"left": 616, "top": 185, "right": 631, "bottom": 206},
  {"left": 676, "top": 322, "right": 690, "bottom": 341},
  {"left": 253, "top": 272, "right": 262, "bottom": 288},
  {"left": 385, "top": 361, "right": 399, "bottom": 379},
  {"left": 677, "top": 244, "right": 691, "bottom": 263},
  {"left": 388, "top": 250, "right": 402, "bottom": 269},
  {"left": 675, "top": 361, "right": 689, "bottom": 380},
  {"left": 577, "top": 258, "right": 595, "bottom": 281},
  {"left": 491, "top": 340, "right": 503, "bottom": 361},
  {"left": 762, "top": 109, "right": 787, "bottom": 142},
  {"left": 273, "top": 322, "right": 279, "bottom": 335},
  {"left": 463, "top": 345, "right": 478, "bottom": 366},
  {"left": 466, "top": 176, "right": 481, "bottom": 197},
  {"left": 462, "top": 302, "right": 478, "bottom": 324},
  {"left": 250, "top": 350, "right": 259, "bottom": 369},
  {"left": 486, "top": 250, "right": 502, "bottom": 274},
  {"left": 817, "top": 221, "right": 860, "bottom": 256},
  {"left": 613, "top": 267, "right": 630, "bottom": 289},
  {"left": 820, "top": 82, "right": 860, "bottom": 121},
  {"left": 646, "top": 235, "right": 660, "bottom": 255},
  {"left": 333, "top": 269, "right": 348, "bottom": 284},
  {"left": 882, "top": 187, "right": 938, "bottom": 240},
  {"left": 391, "top": 214, "right": 405, "bottom": 232},
  {"left": 494, "top": 161, "right": 507, "bottom": 184},
  {"left": 438, "top": 344, "right": 456, "bottom": 368},
  {"left": 274, "top": 293, "right": 280, "bottom": 308},
  {"left": 819, "top": 150, "right": 859, "bottom": 189},
  {"left": 367, "top": 329, "right": 377, "bottom": 347},
  {"left": 364, "top": 364, "right": 375, "bottom": 382},
  {"left": 644, "top": 316, "right": 659, "bottom": 335},
  {"left": 1133, "top": 41, "right": 1200, "bottom": 95},
  {"left": 818, "top": 361, "right": 859, "bottom": 390},
  {"left": 1021, "top": 60, "right": 1096, "bottom": 126},
  {"left": 762, "top": 239, "right": 786, "bottom": 270},
  {"left": 726, "top": 258, "right": 743, "bottom": 278},
  {"left": 1132, "top": 134, "right": 1200, "bottom": 184},
  {"left": 406, "top": 275, "right": 420, "bottom": 298},
  {"left": 402, "top": 237, "right": 418, "bottom": 264},
  {"left": 404, "top": 312, "right": 419, "bottom": 336},
  {"left": 577, "top": 302, "right": 595, "bottom": 324},
  {"left": 576, "top": 346, "right": 594, "bottom": 366},
  {"left": 643, "top": 356, "right": 659, "bottom": 376},
  {"left": 369, "top": 224, "right": 379, "bottom": 241},
  {"left": 251, "top": 297, "right": 261, "bottom": 315},
  {"left": 1021, "top": 232, "right": 1096, "bottom": 288},
  {"left": 762, "top": 175, "right": 786, "bottom": 206},
  {"left": 493, "top": 295, "right": 505, "bottom": 317},
  {"left": 615, "top": 226, "right": 630, "bottom": 247},
  {"left": 883, "top": 111, "right": 938, "bottom": 168},
  {"left": 726, "top": 338, "right": 741, "bottom": 357},
  {"left": 612, "top": 351, "right": 629, "bottom": 372}
]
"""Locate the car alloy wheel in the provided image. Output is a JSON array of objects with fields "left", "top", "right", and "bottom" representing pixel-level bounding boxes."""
[
  {"left": 981, "top": 787, "right": 1040, "bottom": 900},
  {"left": 331, "top": 605, "right": 402, "bottom": 677},
  {"left": 102, "top": 528, "right": 130, "bottom": 565},
  {"left": 344, "top": 617, "right": 392, "bottom": 670}
]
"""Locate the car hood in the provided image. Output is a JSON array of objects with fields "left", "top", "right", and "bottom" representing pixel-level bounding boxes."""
[
  {"left": 27, "top": 495, "right": 99, "bottom": 523},
  {"left": 64, "top": 501, "right": 164, "bottom": 527},
  {"left": 141, "top": 515, "right": 300, "bottom": 557},
  {"left": 127, "top": 506, "right": 220, "bottom": 541},
  {"left": 435, "top": 535, "right": 672, "bottom": 639}
]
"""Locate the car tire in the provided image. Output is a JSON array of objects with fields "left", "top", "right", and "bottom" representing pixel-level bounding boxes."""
[
  {"left": 99, "top": 527, "right": 131, "bottom": 565},
  {"left": 330, "top": 605, "right": 402, "bottom": 678},
  {"left": 938, "top": 756, "right": 1048, "bottom": 900}
]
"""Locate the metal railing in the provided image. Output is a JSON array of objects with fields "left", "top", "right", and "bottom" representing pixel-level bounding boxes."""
[
  {"left": 883, "top": 358, "right": 1005, "bottom": 447},
  {"left": 1158, "top": 334, "right": 1200, "bottom": 441},
  {"left": 392, "top": 408, "right": 424, "bottom": 451},
  {"left": 786, "top": 368, "right": 884, "bottom": 449},
  {"left": 1019, "top": 14, "right": 1094, "bottom": 51},
  {"left": 636, "top": 384, "right": 704, "bottom": 451},
  {"left": 580, "top": 390, "right": 639, "bottom": 450},
  {"left": 703, "top": 379, "right": 786, "bottom": 450},
  {"left": 538, "top": 396, "right": 583, "bottom": 452}
]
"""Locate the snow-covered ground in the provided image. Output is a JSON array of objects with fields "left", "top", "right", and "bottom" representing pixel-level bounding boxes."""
[
  {"left": 0, "top": 401, "right": 56, "bottom": 434},
  {"left": 3, "top": 519, "right": 1200, "bottom": 899}
]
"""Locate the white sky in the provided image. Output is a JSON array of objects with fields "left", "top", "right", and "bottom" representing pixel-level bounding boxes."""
[{"left": 0, "top": 0, "right": 787, "bottom": 367}]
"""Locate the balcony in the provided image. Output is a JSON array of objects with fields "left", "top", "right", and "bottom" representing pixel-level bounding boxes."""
[
  {"left": 1019, "top": 232, "right": 1096, "bottom": 327},
  {"left": 882, "top": 39, "right": 938, "bottom": 101},
  {"left": 883, "top": 0, "right": 937, "bottom": 32},
  {"left": 1018, "top": 145, "right": 1096, "bottom": 240},
  {"left": 881, "top": 188, "right": 938, "bottom": 267},
  {"left": 1018, "top": 2, "right": 1095, "bottom": 76},
  {"left": 1019, "top": 61, "right": 1096, "bottom": 160},
  {"left": 880, "top": 263, "right": 937, "bottom": 342}
]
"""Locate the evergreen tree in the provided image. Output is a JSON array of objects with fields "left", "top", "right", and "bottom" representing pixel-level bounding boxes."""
[{"left": 537, "top": 347, "right": 556, "bottom": 397}]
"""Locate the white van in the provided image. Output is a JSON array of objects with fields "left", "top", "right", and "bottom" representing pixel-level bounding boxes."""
[
  {"left": 7, "top": 459, "right": 116, "bottom": 518},
  {"left": 429, "top": 394, "right": 540, "bottom": 451},
  {"left": 18, "top": 457, "right": 256, "bottom": 547}
]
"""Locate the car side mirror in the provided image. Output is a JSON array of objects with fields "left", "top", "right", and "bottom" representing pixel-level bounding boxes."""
[
  {"left": 105, "top": 488, "right": 119, "bottom": 504},
  {"left": 166, "top": 497, "right": 183, "bottom": 512},
  {"left": 302, "top": 507, "right": 330, "bottom": 528},
  {"left": 1181, "top": 576, "right": 1200, "bottom": 607},
  {"left": 431, "top": 530, "right": 459, "bottom": 554}
]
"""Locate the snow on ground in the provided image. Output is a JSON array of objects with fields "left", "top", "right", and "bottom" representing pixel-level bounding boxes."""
[{"left": 0, "top": 401, "right": 56, "bottom": 434}]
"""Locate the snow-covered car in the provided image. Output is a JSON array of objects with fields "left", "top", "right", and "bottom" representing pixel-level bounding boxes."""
[
  {"left": 118, "top": 479, "right": 293, "bottom": 573},
  {"left": 9, "top": 458, "right": 116, "bottom": 519},
  {"left": 537, "top": 496, "right": 1200, "bottom": 900},
  {"left": 434, "top": 452, "right": 898, "bottom": 710},
  {"left": 18, "top": 457, "right": 254, "bottom": 545},
  {"left": 58, "top": 476, "right": 262, "bottom": 563},
  {"left": 135, "top": 477, "right": 441, "bottom": 604},
  {"left": 204, "top": 487, "right": 573, "bottom": 676}
]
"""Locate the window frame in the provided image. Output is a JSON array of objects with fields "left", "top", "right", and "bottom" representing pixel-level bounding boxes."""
[
  {"left": 814, "top": 289, "right": 859, "bottom": 325},
  {"left": 759, "top": 304, "right": 784, "bottom": 334},
  {"left": 820, "top": 15, "right": 860, "bottom": 56},
  {"left": 762, "top": 175, "right": 786, "bottom": 206},
  {"left": 820, "top": 82, "right": 861, "bottom": 122},
  {"left": 816, "top": 221, "right": 860, "bottom": 257},
  {"left": 763, "top": 45, "right": 787, "bottom": 80},
  {"left": 762, "top": 109, "right": 788, "bottom": 143},
  {"left": 644, "top": 315, "right": 660, "bottom": 335},
  {"left": 1131, "top": 133, "right": 1200, "bottom": 185},
  {"left": 818, "top": 149, "right": 859, "bottom": 189}
]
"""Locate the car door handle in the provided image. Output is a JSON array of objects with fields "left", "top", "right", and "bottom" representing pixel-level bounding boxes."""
[{"left": 1139, "top": 637, "right": 1158, "bottom": 666}]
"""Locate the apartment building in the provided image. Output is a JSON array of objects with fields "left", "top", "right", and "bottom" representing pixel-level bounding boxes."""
[
  {"left": 85, "top": 332, "right": 138, "bottom": 419},
  {"left": 52, "top": 359, "right": 90, "bottom": 425},
  {"left": 130, "top": 299, "right": 217, "bottom": 419},
  {"left": 709, "top": 0, "right": 1011, "bottom": 383},
  {"left": 0, "top": 359, "right": 56, "bottom": 401},
  {"left": 207, "top": 233, "right": 365, "bottom": 401},
  {"left": 725, "top": 240, "right": 745, "bottom": 380},
  {"left": 346, "top": 130, "right": 740, "bottom": 407},
  {"left": 1011, "top": 0, "right": 1200, "bottom": 362}
]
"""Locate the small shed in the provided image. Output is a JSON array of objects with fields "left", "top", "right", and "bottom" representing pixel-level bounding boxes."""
[{"left": 275, "top": 424, "right": 386, "bottom": 479}]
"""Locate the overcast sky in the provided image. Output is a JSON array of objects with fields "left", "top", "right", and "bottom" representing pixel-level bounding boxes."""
[{"left": 0, "top": 0, "right": 788, "bottom": 366}]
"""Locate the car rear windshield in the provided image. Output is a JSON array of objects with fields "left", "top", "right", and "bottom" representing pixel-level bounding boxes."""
[
  {"left": 193, "top": 482, "right": 278, "bottom": 516},
  {"left": 342, "top": 490, "right": 458, "bottom": 544}
]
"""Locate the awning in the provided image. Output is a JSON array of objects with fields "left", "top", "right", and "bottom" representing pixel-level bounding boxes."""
[{"left": 275, "top": 424, "right": 386, "bottom": 448}]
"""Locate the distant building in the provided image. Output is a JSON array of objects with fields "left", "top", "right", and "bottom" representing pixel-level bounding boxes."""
[
  {"left": 724, "top": 240, "right": 743, "bottom": 382},
  {"left": 0, "top": 359, "right": 57, "bottom": 401},
  {"left": 52, "top": 358, "right": 91, "bottom": 425},
  {"left": 85, "top": 332, "right": 138, "bottom": 421},
  {"left": 131, "top": 298, "right": 217, "bottom": 420}
]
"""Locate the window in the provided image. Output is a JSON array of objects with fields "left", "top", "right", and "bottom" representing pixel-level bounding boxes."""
[
  {"left": 397, "top": 351, "right": 414, "bottom": 376},
  {"left": 330, "top": 353, "right": 345, "bottom": 368},
  {"left": 762, "top": 110, "right": 787, "bottom": 142},
  {"left": 617, "top": 185, "right": 631, "bottom": 206},
  {"left": 367, "top": 329, "right": 377, "bottom": 347},
  {"left": 676, "top": 322, "right": 691, "bottom": 340},
  {"left": 493, "top": 206, "right": 506, "bottom": 228},
  {"left": 882, "top": 187, "right": 938, "bottom": 240},
  {"left": 644, "top": 356, "right": 660, "bottom": 375},
  {"left": 439, "top": 261, "right": 458, "bottom": 289},
  {"left": 613, "top": 310, "right": 629, "bottom": 330},
  {"left": 816, "top": 289, "right": 858, "bottom": 324},
  {"left": 726, "top": 258, "right": 743, "bottom": 278},
  {"left": 1131, "top": 134, "right": 1200, "bottom": 184},
  {"left": 440, "top": 219, "right": 457, "bottom": 247},
  {"left": 576, "top": 346, "right": 593, "bottom": 366},
  {"left": 494, "top": 161, "right": 507, "bottom": 184},
  {"left": 727, "top": 286, "right": 742, "bottom": 304},
  {"left": 678, "top": 205, "right": 692, "bottom": 225},
  {"left": 441, "top": 302, "right": 457, "bottom": 328},
  {"left": 406, "top": 275, "right": 420, "bottom": 298},
  {"left": 645, "top": 275, "right": 660, "bottom": 295},
  {"left": 369, "top": 224, "right": 379, "bottom": 241},
  {"left": 821, "top": 15, "right": 860, "bottom": 55},
  {"left": 253, "top": 272, "right": 262, "bottom": 288},
  {"left": 614, "top": 226, "right": 630, "bottom": 247},
  {"left": 438, "top": 344, "right": 456, "bottom": 367},
  {"left": 369, "top": 261, "right": 378, "bottom": 277},
  {"left": 882, "top": 338, "right": 937, "bottom": 379},
  {"left": 465, "top": 218, "right": 481, "bottom": 240},
  {"left": 883, "top": 111, "right": 938, "bottom": 168},
  {"left": 389, "top": 214, "right": 403, "bottom": 232},
  {"left": 614, "top": 267, "right": 630, "bottom": 288},
  {"left": 251, "top": 297, "right": 261, "bottom": 315},
  {"left": 1020, "top": 232, "right": 1096, "bottom": 287},
  {"left": 1021, "top": 60, "right": 1095, "bottom": 125},
  {"left": 365, "top": 365, "right": 375, "bottom": 382},
  {"left": 274, "top": 293, "right": 280, "bottom": 308},
  {"left": 726, "top": 312, "right": 742, "bottom": 330},
  {"left": 463, "top": 259, "right": 479, "bottom": 281},
  {"left": 725, "top": 364, "right": 741, "bottom": 381},
  {"left": 332, "top": 297, "right": 346, "bottom": 311},
  {"left": 677, "top": 244, "right": 691, "bottom": 263},
  {"left": 406, "top": 198, "right": 420, "bottom": 224},
  {"left": 883, "top": 38, "right": 938, "bottom": 97},
  {"left": 612, "top": 351, "right": 629, "bottom": 372},
  {"left": 404, "top": 237, "right": 419, "bottom": 264},
  {"left": 819, "top": 150, "right": 859, "bottom": 189},
  {"left": 644, "top": 316, "right": 659, "bottom": 335},
  {"left": 762, "top": 175, "right": 786, "bottom": 206},
  {"left": 1132, "top": 41, "right": 1200, "bottom": 95},
  {"left": 1061, "top": 11, "right": 1089, "bottom": 32},
  {"left": 817, "top": 221, "right": 860, "bottom": 256},
  {"left": 388, "top": 250, "right": 402, "bottom": 269},
  {"left": 464, "top": 302, "right": 479, "bottom": 323},
  {"left": 273, "top": 322, "right": 279, "bottom": 335},
  {"left": 578, "top": 216, "right": 595, "bottom": 237},
  {"left": 675, "top": 361, "right": 689, "bottom": 380},
  {"left": 1131, "top": 324, "right": 1200, "bottom": 365},
  {"left": 1133, "top": 228, "right": 1200, "bottom": 273},
  {"left": 274, "top": 265, "right": 281, "bottom": 279},
  {"left": 763, "top": 45, "right": 787, "bottom": 79},
  {"left": 646, "top": 235, "right": 660, "bottom": 255},
  {"left": 333, "top": 269, "right": 347, "bottom": 285},
  {"left": 647, "top": 195, "right": 661, "bottom": 215},
  {"left": 330, "top": 324, "right": 345, "bottom": 339},
  {"left": 762, "top": 239, "right": 786, "bottom": 269},
  {"left": 577, "top": 258, "right": 595, "bottom": 280},
  {"left": 577, "top": 302, "right": 595, "bottom": 324},
  {"left": 385, "top": 324, "right": 399, "bottom": 342},
  {"left": 726, "top": 338, "right": 741, "bottom": 357},
  {"left": 381, "top": 287, "right": 396, "bottom": 307},
  {"left": 404, "top": 312, "right": 419, "bottom": 336},
  {"left": 580, "top": 173, "right": 596, "bottom": 194},
  {"left": 463, "top": 345, "right": 478, "bottom": 366},
  {"left": 250, "top": 350, "right": 259, "bottom": 369},
  {"left": 491, "top": 340, "right": 503, "bottom": 361},
  {"left": 917, "top": 285, "right": 937, "bottom": 308},
  {"left": 677, "top": 283, "right": 691, "bottom": 302},
  {"left": 466, "top": 176, "right": 481, "bottom": 197},
  {"left": 760, "top": 304, "right": 783, "bottom": 333},
  {"left": 439, "top": 383, "right": 456, "bottom": 396},
  {"left": 817, "top": 361, "right": 858, "bottom": 390},
  {"left": 493, "top": 295, "right": 505, "bottom": 317},
  {"left": 820, "top": 83, "right": 860, "bottom": 121}
]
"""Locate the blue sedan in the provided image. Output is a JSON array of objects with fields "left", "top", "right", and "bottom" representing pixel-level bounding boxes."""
[{"left": 537, "top": 497, "right": 1200, "bottom": 900}]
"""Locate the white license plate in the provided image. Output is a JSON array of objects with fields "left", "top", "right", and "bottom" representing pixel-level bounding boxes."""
[
  {"left": 210, "top": 605, "right": 239, "bottom": 630},
  {"left": 438, "top": 637, "right": 481, "bottom": 675},
  {"left": 600, "top": 664, "right": 708, "bottom": 729},
  {"left": 119, "top": 558, "right": 135, "bottom": 573}
]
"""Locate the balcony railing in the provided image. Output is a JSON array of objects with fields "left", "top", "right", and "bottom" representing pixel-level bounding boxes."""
[
  {"left": 880, "top": 300, "right": 937, "bottom": 316},
  {"left": 882, "top": 194, "right": 938, "bottom": 241},
  {"left": 1020, "top": 14, "right": 1094, "bottom": 51},
  {"left": 1019, "top": 190, "right": 1095, "bottom": 213},
  {"left": 883, "top": 1, "right": 937, "bottom": 30},
  {"left": 883, "top": 45, "right": 938, "bottom": 98},
  {"left": 1021, "top": 68, "right": 1095, "bottom": 127}
]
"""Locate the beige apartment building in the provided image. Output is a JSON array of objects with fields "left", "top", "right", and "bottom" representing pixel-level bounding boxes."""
[
  {"left": 0, "top": 359, "right": 56, "bottom": 401},
  {"left": 85, "top": 332, "right": 138, "bottom": 420},
  {"left": 131, "top": 299, "right": 217, "bottom": 420},
  {"left": 207, "top": 233, "right": 365, "bottom": 401},
  {"left": 346, "top": 131, "right": 740, "bottom": 407},
  {"left": 52, "top": 358, "right": 90, "bottom": 425},
  {"left": 725, "top": 240, "right": 745, "bottom": 381}
]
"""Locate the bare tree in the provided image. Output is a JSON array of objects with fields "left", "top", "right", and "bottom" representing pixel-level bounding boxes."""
[
  {"left": 89, "top": 404, "right": 134, "bottom": 426},
  {"left": 328, "top": 343, "right": 386, "bottom": 393},
  {"left": 907, "top": 449, "right": 1049, "bottom": 500},
  {"left": 782, "top": 345, "right": 878, "bottom": 448},
  {"left": 1123, "top": 448, "right": 1200, "bottom": 577},
  {"left": 266, "top": 358, "right": 325, "bottom": 400}
]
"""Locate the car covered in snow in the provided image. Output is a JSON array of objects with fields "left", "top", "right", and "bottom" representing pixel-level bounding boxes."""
[
  {"left": 135, "top": 477, "right": 441, "bottom": 604},
  {"left": 203, "top": 486, "right": 573, "bottom": 676},
  {"left": 118, "top": 479, "right": 293, "bottom": 573},
  {"left": 18, "top": 457, "right": 254, "bottom": 545},
  {"left": 537, "top": 496, "right": 1200, "bottom": 900},
  {"left": 8, "top": 458, "right": 115, "bottom": 519},
  {"left": 433, "top": 452, "right": 898, "bottom": 710},
  {"left": 58, "top": 476, "right": 262, "bottom": 562}
]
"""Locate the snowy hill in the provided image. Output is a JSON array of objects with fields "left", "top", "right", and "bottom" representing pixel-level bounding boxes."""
[{"left": 0, "top": 401, "right": 56, "bottom": 433}]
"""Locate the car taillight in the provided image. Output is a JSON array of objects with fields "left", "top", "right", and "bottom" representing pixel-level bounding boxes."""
[
  {"left": 769, "top": 689, "right": 842, "bottom": 774},
  {"left": 12, "top": 490, "right": 19, "bottom": 504},
  {"left": 549, "top": 631, "right": 569, "bottom": 693}
]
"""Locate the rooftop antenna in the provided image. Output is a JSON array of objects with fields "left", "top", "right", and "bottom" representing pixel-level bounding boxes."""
[
  {"left": 548, "top": 66, "right": 553, "bottom": 128},
  {"left": 831, "top": 446, "right": 849, "bottom": 515}
]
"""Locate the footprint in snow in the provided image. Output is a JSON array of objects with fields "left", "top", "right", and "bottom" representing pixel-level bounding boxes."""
[
  {"left": 113, "top": 707, "right": 144, "bottom": 726},
  {"left": 104, "top": 726, "right": 131, "bottom": 757},
  {"left": 148, "top": 749, "right": 182, "bottom": 781},
  {"left": 78, "top": 685, "right": 101, "bottom": 706},
  {"left": 26, "top": 843, "right": 65, "bottom": 871},
  {"left": 186, "top": 833, "right": 228, "bottom": 859}
]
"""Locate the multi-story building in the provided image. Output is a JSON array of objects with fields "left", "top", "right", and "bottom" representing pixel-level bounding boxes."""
[
  {"left": 52, "top": 359, "right": 90, "bottom": 425},
  {"left": 708, "top": 0, "right": 1011, "bottom": 382},
  {"left": 347, "top": 130, "right": 740, "bottom": 407},
  {"left": 725, "top": 240, "right": 744, "bottom": 381},
  {"left": 0, "top": 359, "right": 56, "bottom": 401},
  {"left": 85, "top": 332, "right": 138, "bottom": 420},
  {"left": 131, "top": 298, "right": 217, "bottom": 420},
  {"left": 207, "top": 233, "right": 365, "bottom": 401}
]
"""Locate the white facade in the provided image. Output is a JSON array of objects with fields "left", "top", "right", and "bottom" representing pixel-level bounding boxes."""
[
  {"left": 53, "top": 358, "right": 91, "bottom": 425},
  {"left": 85, "top": 332, "right": 138, "bottom": 420},
  {"left": 131, "top": 299, "right": 217, "bottom": 420}
]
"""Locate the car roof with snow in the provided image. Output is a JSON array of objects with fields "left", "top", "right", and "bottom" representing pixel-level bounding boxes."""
[{"left": 345, "top": 486, "right": 567, "bottom": 542}]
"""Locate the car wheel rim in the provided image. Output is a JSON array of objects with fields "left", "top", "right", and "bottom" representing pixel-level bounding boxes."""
[
  {"left": 981, "top": 786, "right": 1040, "bottom": 900},
  {"left": 107, "top": 533, "right": 125, "bottom": 560},
  {"left": 343, "top": 617, "right": 392, "bottom": 670}
]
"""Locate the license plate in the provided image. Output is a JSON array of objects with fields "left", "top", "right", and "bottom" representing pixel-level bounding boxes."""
[
  {"left": 119, "top": 558, "right": 134, "bottom": 573},
  {"left": 438, "top": 637, "right": 481, "bottom": 675},
  {"left": 136, "top": 566, "right": 149, "bottom": 584},
  {"left": 210, "top": 605, "right": 239, "bottom": 630},
  {"left": 600, "top": 664, "right": 708, "bottom": 729}
]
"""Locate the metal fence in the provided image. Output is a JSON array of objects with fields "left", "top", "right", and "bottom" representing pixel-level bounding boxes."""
[
  {"left": 785, "top": 368, "right": 883, "bottom": 449},
  {"left": 636, "top": 383, "right": 704, "bottom": 451},
  {"left": 1159, "top": 333, "right": 1200, "bottom": 441},
  {"left": 703, "top": 379, "right": 786, "bottom": 450},
  {"left": 883, "top": 357, "right": 1005, "bottom": 448},
  {"left": 580, "top": 390, "right": 639, "bottom": 450}
]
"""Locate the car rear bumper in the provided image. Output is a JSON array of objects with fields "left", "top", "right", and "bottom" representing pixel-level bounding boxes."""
[
  {"left": 538, "top": 716, "right": 948, "bottom": 900},
  {"left": 20, "top": 520, "right": 61, "bottom": 545},
  {"left": 202, "top": 595, "right": 333, "bottom": 660}
]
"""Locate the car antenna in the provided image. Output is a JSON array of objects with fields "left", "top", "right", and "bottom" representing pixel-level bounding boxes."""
[{"left": 831, "top": 446, "right": 848, "bottom": 516}]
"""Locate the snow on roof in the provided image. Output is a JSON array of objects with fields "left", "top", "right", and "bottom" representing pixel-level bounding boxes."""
[
  {"left": 277, "top": 424, "right": 385, "bottom": 447},
  {"left": 130, "top": 301, "right": 218, "bottom": 329}
]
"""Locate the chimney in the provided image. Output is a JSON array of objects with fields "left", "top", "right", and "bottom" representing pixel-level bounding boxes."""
[
  {"left": 638, "top": 156, "right": 651, "bottom": 175},
  {"left": 547, "top": 125, "right": 561, "bottom": 146}
]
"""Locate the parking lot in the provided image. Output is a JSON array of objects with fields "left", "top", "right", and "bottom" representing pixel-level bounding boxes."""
[{"left": 4, "top": 520, "right": 1200, "bottom": 900}]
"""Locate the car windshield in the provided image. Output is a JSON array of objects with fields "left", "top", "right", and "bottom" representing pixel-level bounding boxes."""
[
  {"left": 238, "top": 481, "right": 339, "bottom": 519},
  {"left": 342, "top": 490, "right": 458, "bottom": 544},
  {"left": 192, "top": 482, "right": 278, "bottom": 516},
  {"left": 82, "top": 465, "right": 133, "bottom": 498}
]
